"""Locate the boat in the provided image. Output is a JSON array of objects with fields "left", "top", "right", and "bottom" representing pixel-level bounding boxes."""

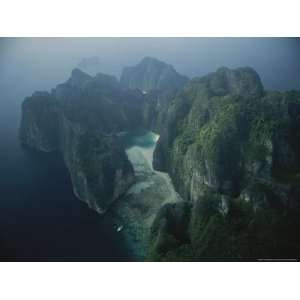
[{"left": 117, "top": 225, "right": 123, "bottom": 232}]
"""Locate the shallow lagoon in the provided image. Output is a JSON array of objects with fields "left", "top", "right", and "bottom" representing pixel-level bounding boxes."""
[{"left": 112, "top": 130, "right": 181, "bottom": 259}]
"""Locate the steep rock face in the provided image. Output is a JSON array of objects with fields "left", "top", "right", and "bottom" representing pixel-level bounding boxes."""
[
  {"left": 120, "top": 57, "right": 190, "bottom": 135},
  {"left": 20, "top": 92, "right": 60, "bottom": 152},
  {"left": 59, "top": 116, "right": 135, "bottom": 213},
  {"left": 20, "top": 60, "right": 300, "bottom": 261},
  {"left": 20, "top": 69, "right": 140, "bottom": 213},
  {"left": 20, "top": 60, "right": 189, "bottom": 221},
  {"left": 153, "top": 67, "right": 300, "bottom": 199},
  {"left": 54, "top": 69, "right": 145, "bottom": 133},
  {"left": 150, "top": 67, "right": 300, "bottom": 260},
  {"left": 120, "top": 57, "right": 188, "bottom": 93},
  {"left": 148, "top": 201, "right": 191, "bottom": 260}
]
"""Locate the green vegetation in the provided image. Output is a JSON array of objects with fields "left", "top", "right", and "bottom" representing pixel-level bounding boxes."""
[
  {"left": 20, "top": 62, "right": 300, "bottom": 261},
  {"left": 77, "top": 133, "right": 114, "bottom": 198},
  {"left": 196, "top": 99, "right": 240, "bottom": 157},
  {"left": 149, "top": 67, "right": 300, "bottom": 261},
  {"left": 149, "top": 193, "right": 300, "bottom": 261},
  {"left": 173, "top": 125, "right": 195, "bottom": 156}
]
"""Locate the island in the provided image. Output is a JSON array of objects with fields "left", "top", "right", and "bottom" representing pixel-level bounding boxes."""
[{"left": 20, "top": 57, "right": 300, "bottom": 261}]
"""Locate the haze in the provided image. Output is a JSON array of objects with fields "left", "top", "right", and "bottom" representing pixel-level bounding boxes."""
[{"left": 0, "top": 37, "right": 300, "bottom": 132}]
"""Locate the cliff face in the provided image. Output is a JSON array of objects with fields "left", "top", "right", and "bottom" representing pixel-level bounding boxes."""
[
  {"left": 150, "top": 67, "right": 300, "bottom": 260},
  {"left": 120, "top": 57, "right": 189, "bottom": 133},
  {"left": 59, "top": 117, "right": 134, "bottom": 213},
  {"left": 120, "top": 57, "right": 188, "bottom": 93},
  {"left": 154, "top": 67, "right": 300, "bottom": 203},
  {"left": 20, "top": 69, "right": 140, "bottom": 213},
  {"left": 20, "top": 58, "right": 188, "bottom": 217},
  {"left": 20, "top": 92, "right": 60, "bottom": 152},
  {"left": 20, "top": 59, "right": 300, "bottom": 261}
]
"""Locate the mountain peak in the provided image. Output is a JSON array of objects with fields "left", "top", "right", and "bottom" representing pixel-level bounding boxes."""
[
  {"left": 68, "top": 68, "right": 92, "bottom": 88},
  {"left": 199, "top": 66, "right": 264, "bottom": 98},
  {"left": 120, "top": 57, "right": 188, "bottom": 92}
]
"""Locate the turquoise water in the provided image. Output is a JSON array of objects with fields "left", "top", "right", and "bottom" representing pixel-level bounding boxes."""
[
  {"left": 121, "top": 130, "right": 159, "bottom": 173},
  {"left": 111, "top": 130, "right": 181, "bottom": 259},
  {"left": 127, "top": 131, "right": 159, "bottom": 149},
  {"left": 120, "top": 129, "right": 159, "bottom": 149}
]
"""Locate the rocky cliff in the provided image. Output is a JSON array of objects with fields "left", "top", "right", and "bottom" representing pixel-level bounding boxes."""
[
  {"left": 120, "top": 57, "right": 188, "bottom": 93},
  {"left": 20, "top": 91, "right": 60, "bottom": 152},
  {"left": 120, "top": 57, "right": 190, "bottom": 134},
  {"left": 20, "top": 59, "right": 300, "bottom": 261},
  {"left": 150, "top": 67, "right": 300, "bottom": 260},
  {"left": 20, "top": 68, "right": 143, "bottom": 213}
]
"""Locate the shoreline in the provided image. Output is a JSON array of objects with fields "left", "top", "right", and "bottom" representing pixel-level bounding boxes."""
[{"left": 111, "top": 130, "right": 181, "bottom": 259}]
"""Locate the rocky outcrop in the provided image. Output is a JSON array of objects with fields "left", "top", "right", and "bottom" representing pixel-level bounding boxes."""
[
  {"left": 20, "top": 59, "right": 300, "bottom": 261},
  {"left": 20, "top": 92, "right": 60, "bottom": 152},
  {"left": 120, "top": 57, "right": 190, "bottom": 133},
  {"left": 59, "top": 116, "right": 134, "bottom": 213},
  {"left": 19, "top": 59, "right": 190, "bottom": 238},
  {"left": 120, "top": 57, "right": 188, "bottom": 93},
  {"left": 20, "top": 69, "right": 141, "bottom": 213},
  {"left": 149, "top": 67, "right": 300, "bottom": 260},
  {"left": 153, "top": 67, "right": 300, "bottom": 200}
]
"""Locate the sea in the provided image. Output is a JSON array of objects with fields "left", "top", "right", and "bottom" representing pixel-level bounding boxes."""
[{"left": 0, "top": 90, "right": 135, "bottom": 262}]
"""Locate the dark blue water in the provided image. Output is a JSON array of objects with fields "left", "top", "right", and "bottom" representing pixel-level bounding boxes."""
[{"left": 0, "top": 104, "right": 132, "bottom": 261}]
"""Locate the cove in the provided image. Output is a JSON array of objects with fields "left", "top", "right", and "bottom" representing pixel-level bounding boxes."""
[{"left": 109, "top": 130, "right": 182, "bottom": 260}]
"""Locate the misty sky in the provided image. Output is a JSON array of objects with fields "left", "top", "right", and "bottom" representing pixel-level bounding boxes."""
[{"left": 1, "top": 38, "right": 300, "bottom": 120}]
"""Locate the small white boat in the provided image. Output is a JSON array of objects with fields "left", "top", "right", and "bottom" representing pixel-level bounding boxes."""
[{"left": 117, "top": 225, "right": 123, "bottom": 232}]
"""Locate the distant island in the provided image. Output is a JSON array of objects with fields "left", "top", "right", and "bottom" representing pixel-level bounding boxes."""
[
  {"left": 77, "top": 56, "right": 101, "bottom": 75},
  {"left": 20, "top": 57, "right": 300, "bottom": 261}
]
